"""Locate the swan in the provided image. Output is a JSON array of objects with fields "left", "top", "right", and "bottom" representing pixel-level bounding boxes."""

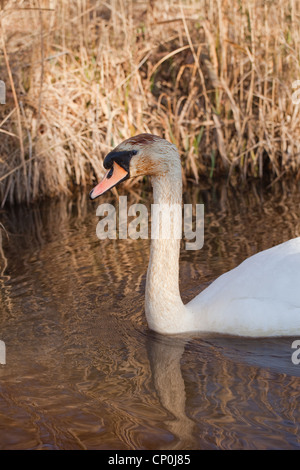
[{"left": 90, "top": 133, "right": 300, "bottom": 337}]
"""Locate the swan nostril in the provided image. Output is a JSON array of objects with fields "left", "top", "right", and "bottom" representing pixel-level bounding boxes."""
[{"left": 107, "top": 167, "right": 114, "bottom": 179}]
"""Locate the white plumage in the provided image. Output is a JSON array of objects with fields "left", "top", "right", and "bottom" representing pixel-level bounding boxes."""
[{"left": 187, "top": 237, "right": 300, "bottom": 336}]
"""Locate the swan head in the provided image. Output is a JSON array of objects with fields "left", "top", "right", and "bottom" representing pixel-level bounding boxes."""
[{"left": 89, "top": 133, "right": 180, "bottom": 199}]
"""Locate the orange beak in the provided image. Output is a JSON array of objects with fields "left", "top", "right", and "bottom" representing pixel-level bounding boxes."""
[{"left": 89, "top": 162, "right": 129, "bottom": 199}]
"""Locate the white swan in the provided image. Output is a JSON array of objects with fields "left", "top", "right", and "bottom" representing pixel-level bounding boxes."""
[{"left": 90, "top": 134, "right": 300, "bottom": 337}]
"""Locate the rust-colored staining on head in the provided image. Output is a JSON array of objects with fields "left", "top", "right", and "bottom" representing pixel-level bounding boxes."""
[
  {"left": 135, "top": 155, "right": 158, "bottom": 176},
  {"left": 125, "top": 133, "right": 160, "bottom": 146}
]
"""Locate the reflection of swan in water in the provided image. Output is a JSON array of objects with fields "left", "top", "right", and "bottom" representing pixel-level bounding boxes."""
[
  {"left": 145, "top": 331, "right": 300, "bottom": 450},
  {"left": 146, "top": 332, "right": 196, "bottom": 449},
  {"left": 90, "top": 133, "right": 300, "bottom": 337}
]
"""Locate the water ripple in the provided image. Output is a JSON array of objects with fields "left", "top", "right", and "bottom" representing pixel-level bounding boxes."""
[{"left": 0, "top": 186, "right": 300, "bottom": 449}]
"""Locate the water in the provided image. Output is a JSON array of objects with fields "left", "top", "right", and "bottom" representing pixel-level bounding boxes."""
[{"left": 0, "top": 182, "right": 300, "bottom": 450}]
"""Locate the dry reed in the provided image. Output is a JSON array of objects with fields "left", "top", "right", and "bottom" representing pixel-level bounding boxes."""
[{"left": 0, "top": 0, "right": 300, "bottom": 205}]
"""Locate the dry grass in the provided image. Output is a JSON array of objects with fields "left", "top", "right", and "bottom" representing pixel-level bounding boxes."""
[{"left": 0, "top": 0, "right": 300, "bottom": 204}]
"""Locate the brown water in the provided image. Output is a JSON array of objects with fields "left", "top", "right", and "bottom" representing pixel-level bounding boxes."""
[{"left": 0, "top": 182, "right": 300, "bottom": 450}]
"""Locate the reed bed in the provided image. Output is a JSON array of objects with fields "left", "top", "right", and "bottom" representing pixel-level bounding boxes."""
[{"left": 0, "top": 0, "right": 300, "bottom": 205}]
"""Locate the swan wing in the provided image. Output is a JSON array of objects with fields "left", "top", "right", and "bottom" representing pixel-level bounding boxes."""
[{"left": 186, "top": 237, "right": 300, "bottom": 336}]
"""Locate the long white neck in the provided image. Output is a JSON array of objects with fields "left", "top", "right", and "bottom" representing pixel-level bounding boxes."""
[{"left": 145, "top": 165, "right": 192, "bottom": 334}]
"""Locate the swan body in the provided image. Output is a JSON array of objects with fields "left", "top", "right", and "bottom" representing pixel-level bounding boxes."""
[
  {"left": 187, "top": 238, "right": 300, "bottom": 336},
  {"left": 90, "top": 134, "right": 300, "bottom": 337}
]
